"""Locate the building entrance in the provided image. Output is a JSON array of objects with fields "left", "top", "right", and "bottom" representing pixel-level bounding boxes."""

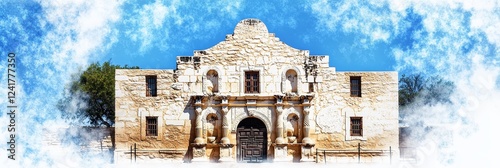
[{"left": 236, "top": 118, "right": 267, "bottom": 162}]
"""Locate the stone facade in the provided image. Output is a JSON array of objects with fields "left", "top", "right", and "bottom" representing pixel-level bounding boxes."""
[{"left": 114, "top": 18, "right": 398, "bottom": 163}]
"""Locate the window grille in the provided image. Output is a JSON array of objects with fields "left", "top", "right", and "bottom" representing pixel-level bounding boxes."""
[
  {"left": 146, "top": 116, "right": 158, "bottom": 136},
  {"left": 245, "top": 71, "right": 259, "bottom": 93},
  {"left": 350, "top": 117, "right": 362, "bottom": 136},
  {"left": 350, "top": 76, "right": 361, "bottom": 97},
  {"left": 146, "top": 76, "right": 157, "bottom": 97}
]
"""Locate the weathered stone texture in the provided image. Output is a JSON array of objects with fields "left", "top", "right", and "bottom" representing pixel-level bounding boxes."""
[{"left": 115, "top": 18, "right": 398, "bottom": 163}]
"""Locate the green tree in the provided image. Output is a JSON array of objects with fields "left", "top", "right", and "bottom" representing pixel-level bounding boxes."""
[
  {"left": 398, "top": 74, "right": 426, "bottom": 106},
  {"left": 398, "top": 73, "right": 455, "bottom": 119},
  {"left": 58, "top": 61, "right": 138, "bottom": 127},
  {"left": 423, "top": 77, "right": 454, "bottom": 105},
  {"left": 399, "top": 74, "right": 454, "bottom": 106}
]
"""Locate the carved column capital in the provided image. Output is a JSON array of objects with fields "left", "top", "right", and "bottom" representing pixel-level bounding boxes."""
[
  {"left": 275, "top": 105, "right": 284, "bottom": 115},
  {"left": 301, "top": 95, "right": 314, "bottom": 104},
  {"left": 221, "top": 106, "right": 229, "bottom": 114},
  {"left": 194, "top": 95, "right": 204, "bottom": 104},
  {"left": 274, "top": 94, "right": 284, "bottom": 104},
  {"left": 302, "top": 106, "right": 310, "bottom": 115},
  {"left": 195, "top": 106, "right": 203, "bottom": 115},
  {"left": 220, "top": 95, "right": 229, "bottom": 104}
]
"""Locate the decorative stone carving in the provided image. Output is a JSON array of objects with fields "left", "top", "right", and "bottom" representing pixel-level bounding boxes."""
[
  {"left": 302, "top": 107, "right": 311, "bottom": 144},
  {"left": 275, "top": 105, "right": 285, "bottom": 145},
  {"left": 191, "top": 143, "right": 208, "bottom": 162},
  {"left": 193, "top": 147, "right": 205, "bottom": 157},
  {"left": 275, "top": 94, "right": 284, "bottom": 104},
  {"left": 301, "top": 95, "right": 314, "bottom": 145}
]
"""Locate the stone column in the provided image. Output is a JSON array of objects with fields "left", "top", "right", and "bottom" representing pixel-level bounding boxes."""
[
  {"left": 301, "top": 95, "right": 314, "bottom": 145},
  {"left": 302, "top": 106, "right": 312, "bottom": 144},
  {"left": 275, "top": 95, "right": 285, "bottom": 144},
  {"left": 194, "top": 104, "right": 204, "bottom": 144},
  {"left": 301, "top": 95, "right": 315, "bottom": 162},
  {"left": 219, "top": 96, "right": 234, "bottom": 162},
  {"left": 191, "top": 96, "right": 207, "bottom": 162},
  {"left": 274, "top": 95, "right": 288, "bottom": 162},
  {"left": 220, "top": 96, "right": 230, "bottom": 144}
]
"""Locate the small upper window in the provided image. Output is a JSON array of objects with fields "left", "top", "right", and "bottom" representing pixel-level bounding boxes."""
[
  {"left": 245, "top": 71, "right": 259, "bottom": 93},
  {"left": 146, "top": 76, "right": 157, "bottom": 97},
  {"left": 146, "top": 116, "right": 158, "bottom": 136},
  {"left": 350, "top": 117, "right": 363, "bottom": 136},
  {"left": 350, "top": 76, "right": 361, "bottom": 97}
]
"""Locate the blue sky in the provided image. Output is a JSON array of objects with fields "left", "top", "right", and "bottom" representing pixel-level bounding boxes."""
[
  {"left": 100, "top": 0, "right": 397, "bottom": 71},
  {"left": 1, "top": 0, "right": 500, "bottom": 167}
]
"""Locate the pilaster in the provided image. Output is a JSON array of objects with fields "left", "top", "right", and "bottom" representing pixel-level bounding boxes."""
[
  {"left": 219, "top": 95, "right": 235, "bottom": 162},
  {"left": 192, "top": 95, "right": 208, "bottom": 162}
]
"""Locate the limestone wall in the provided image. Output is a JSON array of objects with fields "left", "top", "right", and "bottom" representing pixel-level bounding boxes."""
[
  {"left": 115, "top": 69, "right": 193, "bottom": 162},
  {"left": 312, "top": 71, "right": 399, "bottom": 149}
]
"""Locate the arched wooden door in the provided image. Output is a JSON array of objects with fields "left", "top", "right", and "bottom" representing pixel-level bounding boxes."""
[{"left": 237, "top": 118, "right": 267, "bottom": 162}]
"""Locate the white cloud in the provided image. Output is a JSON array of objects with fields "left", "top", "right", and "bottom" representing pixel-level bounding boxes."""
[
  {"left": 0, "top": 0, "right": 123, "bottom": 166},
  {"left": 123, "top": 0, "right": 244, "bottom": 54},
  {"left": 309, "top": 0, "right": 406, "bottom": 44},
  {"left": 309, "top": 0, "right": 500, "bottom": 166},
  {"left": 126, "top": 0, "right": 178, "bottom": 53}
]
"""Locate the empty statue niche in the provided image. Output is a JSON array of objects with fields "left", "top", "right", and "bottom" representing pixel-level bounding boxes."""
[
  {"left": 285, "top": 113, "right": 299, "bottom": 143},
  {"left": 283, "top": 69, "right": 298, "bottom": 95},
  {"left": 206, "top": 113, "right": 219, "bottom": 143},
  {"left": 205, "top": 70, "right": 219, "bottom": 94}
]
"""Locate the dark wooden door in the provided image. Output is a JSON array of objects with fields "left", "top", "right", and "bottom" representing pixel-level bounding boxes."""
[{"left": 237, "top": 127, "right": 267, "bottom": 162}]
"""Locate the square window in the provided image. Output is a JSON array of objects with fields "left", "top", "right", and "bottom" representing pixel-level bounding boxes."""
[
  {"left": 146, "top": 116, "right": 158, "bottom": 136},
  {"left": 350, "top": 76, "right": 361, "bottom": 97},
  {"left": 146, "top": 76, "right": 157, "bottom": 97},
  {"left": 350, "top": 117, "right": 362, "bottom": 136},
  {"left": 245, "top": 71, "right": 259, "bottom": 93}
]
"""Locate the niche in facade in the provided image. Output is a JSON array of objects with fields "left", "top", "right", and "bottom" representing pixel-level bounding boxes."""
[
  {"left": 205, "top": 113, "right": 219, "bottom": 143},
  {"left": 283, "top": 69, "right": 298, "bottom": 95},
  {"left": 205, "top": 70, "right": 219, "bottom": 94},
  {"left": 285, "top": 113, "right": 299, "bottom": 143}
]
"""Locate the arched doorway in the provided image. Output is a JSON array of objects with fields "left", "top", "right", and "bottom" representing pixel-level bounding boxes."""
[{"left": 236, "top": 117, "right": 267, "bottom": 163}]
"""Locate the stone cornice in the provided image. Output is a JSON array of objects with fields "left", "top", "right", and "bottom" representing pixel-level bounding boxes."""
[{"left": 190, "top": 94, "right": 314, "bottom": 107}]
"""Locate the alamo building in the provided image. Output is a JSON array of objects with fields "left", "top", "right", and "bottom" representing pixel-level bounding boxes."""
[{"left": 114, "top": 18, "right": 399, "bottom": 163}]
